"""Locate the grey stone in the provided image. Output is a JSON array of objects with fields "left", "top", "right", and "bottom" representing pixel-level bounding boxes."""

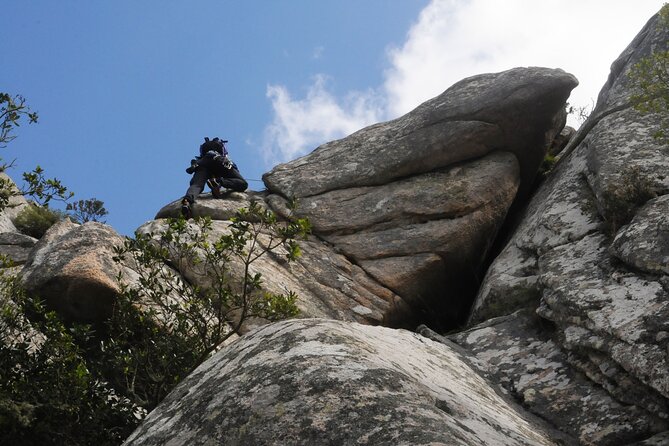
[
  {"left": 0, "top": 232, "right": 37, "bottom": 265},
  {"left": 136, "top": 219, "right": 409, "bottom": 327},
  {"left": 468, "top": 9, "right": 669, "bottom": 445},
  {"left": 124, "top": 319, "right": 562, "bottom": 446},
  {"left": 0, "top": 172, "right": 29, "bottom": 234},
  {"left": 264, "top": 67, "right": 576, "bottom": 199},
  {"left": 262, "top": 67, "right": 576, "bottom": 327},
  {"left": 427, "top": 310, "right": 668, "bottom": 445},
  {"left": 547, "top": 125, "right": 575, "bottom": 157},
  {"left": 611, "top": 195, "right": 669, "bottom": 275},
  {"left": 155, "top": 190, "right": 269, "bottom": 221}
]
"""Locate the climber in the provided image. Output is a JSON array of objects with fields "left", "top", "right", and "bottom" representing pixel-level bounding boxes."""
[{"left": 181, "top": 137, "right": 248, "bottom": 218}]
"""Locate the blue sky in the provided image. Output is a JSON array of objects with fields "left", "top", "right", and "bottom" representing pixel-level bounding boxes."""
[{"left": 2, "top": 1, "right": 664, "bottom": 235}]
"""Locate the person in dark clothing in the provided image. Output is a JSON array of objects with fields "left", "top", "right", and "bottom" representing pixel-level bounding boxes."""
[{"left": 181, "top": 137, "right": 248, "bottom": 218}]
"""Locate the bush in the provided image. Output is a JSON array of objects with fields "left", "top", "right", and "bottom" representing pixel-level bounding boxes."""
[
  {"left": 13, "top": 204, "right": 67, "bottom": 239},
  {"left": 0, "top": 203, "right": 309, "bottom": 443},
  {"left": 109, "top": 202, "right": 309, "bottom": 410},
  {"left": 0, "top": 268, "right": 139, "bottom": 446},
  {"left": 629, "top": 3, "right": 669, "bottom": 142},
  {"left": 66, "top": 198, "right": 108, "bottom": 224}
]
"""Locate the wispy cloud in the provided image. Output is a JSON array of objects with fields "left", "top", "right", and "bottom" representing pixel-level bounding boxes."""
[
  {"left": 261, "top": 0, "right": 663, "bottom": 166},
  {"left": 261, "top": 75, "right": 384, "bottom": 166},
  {"left": 312, "top": 45, "right": 325, "bottom": 60}
]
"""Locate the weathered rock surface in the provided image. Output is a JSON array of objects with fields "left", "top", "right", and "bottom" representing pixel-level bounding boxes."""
[
  {"left": 0, "top": 232, "right": 37, "bottom": 265},
  {"left": 20, "top": 220, "right": 132, "bottom": 322},
  {"left": 124, "top": 319, "right": 565, "bottom": 446},
  {"left": 468, "top": 10, "right": 669, "bottom": 444},
  {"left": 0, "top": 172, "right": 29, "bottom": 233},
  {"left": 263, "top": 67, "right": 576, "bottom": 326},
  {"left": 264, "top": 67, "right": 576, "bottom": 198},
  {"left": 422, "top": 310, "right": 668, "bottom": 445},
  {"left": 547, "top": 125, "right": 575, "bottom": 157},
  {"left": 155, "top": 190, "right": 269, "bottom": 221},
  {"left": 140, "top": 212, "right": 409, "bottom": 328},
  {"left": 611, "top": 195, "right": 669, "bottom": 275}
]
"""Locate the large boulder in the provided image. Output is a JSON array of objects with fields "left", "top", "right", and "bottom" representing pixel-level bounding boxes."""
[
  {"left": 20, "top": 220, "right": 132, "bottom": 322},
  {"left": 264, "top": 67, "right": 576, "bottom": 198},
  {"left": 467, "top": 9, "right": 669, "bottom": 444},
  {"left": 263, "top": 67, "right": 577, "bottom": 326},
  {"left": 123, "top": 319, "right": 567, "bottom": 446}
]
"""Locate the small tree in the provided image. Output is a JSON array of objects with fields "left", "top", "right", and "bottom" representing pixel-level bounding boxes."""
[
  {"left": 629, "top": 3, "right": 669, "bottom": 141},
  {"left": 1, "top": 93, "right": 111, "bottom": 221},
  {"left": 66, "top": 198, "right": 109, "bottom": 223},
  {"left": 109, "top": 202, "right": 310, "bottom": 409},
  {"left": 0, "top": 93, "right": 38, "bottom": 149},
  {"left": 0, "top": 263, "right": 140, "bottom": 446}
]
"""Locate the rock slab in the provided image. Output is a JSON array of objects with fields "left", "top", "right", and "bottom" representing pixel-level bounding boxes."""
[{"left": 124, "top": 319, "right": 562, "bottom": 446}]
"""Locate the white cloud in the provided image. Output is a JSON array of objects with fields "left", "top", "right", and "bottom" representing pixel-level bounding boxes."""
[
  {"left": 261, "top": 75, "right": 384, "bottom": 165},
  {"left": 384, "top": 0, "right": 664, "bottom": 121},
  {"left": 312, "top": 45, "right": 325, "bottom": 60},
  {"left": 262, "top": 0, "right": 664, "bottom": 165}
]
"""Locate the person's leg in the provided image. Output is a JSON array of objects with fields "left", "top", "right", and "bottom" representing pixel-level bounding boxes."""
[
  {"left": 182, "top": 167, "right": 209, "bottom": 217},
  {"left": 184, "top": 167, "right": 209, "bottom": 204},
  {"left": 218, "top": 167, "right": 248, "bottom": 192}
]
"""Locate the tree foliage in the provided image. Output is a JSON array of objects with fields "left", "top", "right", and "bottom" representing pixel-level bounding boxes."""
[
  {"left": 629, "top": 3, "right": 669, "bottom": 141},
  {"left": 66, "top": 198, "right": 109, "bottom": 223},
  {"left": 0, "top": 265, "right": 139, "bottom": 446},
  {"left": 109, "top": 202, "right": 309, "bottom": 409},
  {"left": 0, "top": 203, "right": 309, "bottom": 444},
  {"left": 0, "top": 93, "right": 38, "bottom": 149},
  {"left": 0, "top": 92, "right": 108, "bottom": 233}
]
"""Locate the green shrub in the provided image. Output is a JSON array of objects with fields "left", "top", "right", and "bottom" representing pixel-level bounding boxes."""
[
  {"left": 14, "top": 204, "right": 67, "bottom": 238},
  {"left": 109, "top": 202, "right": 309, "bottom": 410},
  {"left": 539, "top": 153, "right": 557, "bottom": 178},
  {"left": 629, "top": 3, "right": 669, "bottom": 142},
  {"left": 0, "top": 269, "right": 139, "bottom": 446},
  {"left": 0, "top": 203, "right": 309, "bottom": 444},
  {"left": 66, "top": 198, "right": 108, "bottom": 223}
]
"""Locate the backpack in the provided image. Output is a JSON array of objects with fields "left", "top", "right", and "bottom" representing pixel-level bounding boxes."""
[{"left": 199, "top": 137, "right": 228, "bottom": 157}]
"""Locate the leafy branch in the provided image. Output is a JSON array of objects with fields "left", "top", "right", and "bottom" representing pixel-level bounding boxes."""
[
  {"left": 0, "top": 93, "right": 38, "bottom": 149},
  {"left": 109, "top": 202, "right": 310, "bottom": 409}
]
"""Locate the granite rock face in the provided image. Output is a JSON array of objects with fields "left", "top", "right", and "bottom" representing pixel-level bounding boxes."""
[
  {"left": 423, "top": 310, "right": 668, "bottom": 445},
  {"left": 263, "top": 67, "right": 577, "bottom": 326},
  {"left": 467, "top": 10, "right": 669, "bottom": 444},
  {"left": 123, "top": 319, "right": 563, "bottom": 446},
  {"left": 19, "top": 220, "right": 132, "bottom": 322},
  {"left": 152, "top": 194, "right": 408, "bottom": 327},
  {"left": 0, "top": 232, "right": 37, "bottom": 265},
  {"left": 0, "top": 172, "right": 28, "bottom": 234}
]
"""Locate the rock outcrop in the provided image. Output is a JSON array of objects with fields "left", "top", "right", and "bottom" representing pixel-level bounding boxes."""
[
  {"left": 263, "top": 67, "right": 577, "bottom": 326},
  {"left": 465, "top": 10, "right": 669, "bottom": 444},
  {"left": 154, "top": 192, "right": 408, "bottom": 327},
  {"left": 7, "top": 9, "right": 668, "bottom": 446},
  {"left": 123, "top": 319, "right": 566, "bottom": 446},
  {"left": 20, "top": 220, "right": 134, "bottom": 322},
  {"left": 422, "top": 311, "right": 668, "bottom": 445},
  {"left": 0, "top": 172, "right": 28, "bottom": 234},
  {"left": 0, "top": 232, "right": 37, "bottom": 265}
]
